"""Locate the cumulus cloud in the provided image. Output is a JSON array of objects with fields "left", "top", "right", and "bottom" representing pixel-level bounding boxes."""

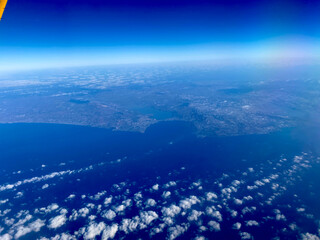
[
  {"left": 115, "top": 205, "right": 126, "bottom": 213},
  {"left": 246, "top": 220, "right": 259, "bottom": 227},
  {"left": 187, "top": 210, "right": 203, "bottom": 222},
  {"left": 243, "top": 195, "right": 253, "bottom": 201},
  {"left": 134, "top": 192, "right": 143, "bottom": 202},
  {"left": 78, "top": 208, "right": 90, "bottom": 218},
  {"left": 67, "top": 194, "right": 76, "bottom": 200},
  {"left": 36, "top": 203, "right": 59, "bottom": 214},
  {"left": 162, "top": 205, "right": 181, "bottom": 218},
  {"left": 0, "top": 234, "right": 12, "bottom": 240},
  {"left": 206, "top": 208, "right": 222, "bottom": 222},
  {"left": 300, "top": 233, "right": 320, "bottom": 240},
  {"left": 168, "top": 224, "right": 189, "bottom": 240},
  {"left": 230, "top": 210, "right": 238, "bottom": 218},
  {"left": 2, "top": 153, "right": 317, "bottom": 239},
  {"left": 120, "top": 217, "right": 140, "bottom": 234},
  {"left": 83, "top": 222, "right": 106, "bottom": 240},
  {"left": 234, "top": 198, "right": 243, "bottom": 205},
  {"left": 242, "top": 206, "right": 256, "bottom": 215},
  {"left": 89, "top": 191, "right": 107, "bottom": 201},
  {"left": 179, "top": 196, "right": 200, "bottom": 210},
  {"left": 0, "top": 199, "right": 9, "bottom": 205},
  {"left": 162, "top": 191, "right": 171, "bottom": 199},
  {"left": 208, "top": 221, "right": 220, "bottom": 232},
  {"left": 164, "top": 181, "right": 177, "bottom": 188},
  {"left": 152, "top": 184, "right": 159, "bottom": 191},
  {"left": 48, "top": 214, "right": 67, "bottom": 229},
  {"left": 232, "top": 222, "right": 241, "bottom": 230},
  {"left": 240, "top": 232, "right": 252, "bottom": 239},
  {"left": 231, "top": 180, "right": 241, "bottom": 187},
  {"left": 140, "top": 211, "right": 158, "bottom": 225},
  {"left": 101, "top": 210, "right": 116, "bottom": 221},
  {"left": 101, "top": 224, "right": 118, "bottom": 240},
  {"left": 145, "top": 198, "right": 157, "bottom": 208},
  {"left": 120, "top": 211, "right": 158, "bottom": 234},
  {"left": 206, "top": 192, "right": 218, "bottom": 201},
  {"left": 194, "top": 236, "right": 205, "bottom": 240},
  {"left": 104, "top": 196, "right": 113, "bottom": 206},
  {"left": 14, "top": 219, "right": 45, "bottom": 239}
]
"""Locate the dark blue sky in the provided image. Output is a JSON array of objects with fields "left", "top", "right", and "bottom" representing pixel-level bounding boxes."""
[{"left": 0, "top": 0, "right": 319, "bottom": 70}]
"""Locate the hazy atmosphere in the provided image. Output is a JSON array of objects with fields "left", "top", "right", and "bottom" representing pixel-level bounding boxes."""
[{"left": 0, "top": 0, "right": 320, "bottom": 240}]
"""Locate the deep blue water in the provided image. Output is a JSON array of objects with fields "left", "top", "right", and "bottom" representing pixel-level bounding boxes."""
[{"left": 0, "top": 122, "right": 319, "bottom": 239}]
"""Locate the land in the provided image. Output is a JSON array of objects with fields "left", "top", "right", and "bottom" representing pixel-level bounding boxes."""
[{"left": 0, "top": 62, "right": 319, "bottom": 136}]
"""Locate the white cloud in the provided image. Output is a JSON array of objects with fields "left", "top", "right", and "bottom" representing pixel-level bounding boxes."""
[
  {"left": 162, "top": 205, "right": 181, "bottom": 218},
  {"left": 208, "top": 221, "right": 220, "bottom": 232},
  {"left": 79, "top": 207, "right": 90, "bottom": 217},
  {"left": 83, "top": 222, "right": 106, "bottom": 240},
  {"left": 90, "top": 191, "right": 107, "bottom": 201},
  {"left": 297, "top": 208, "right": 305, "bottom": 213},
  {"left": 254, "top": 180, "right": 265, "bottom": 187},
  {"left": 301, "top": 233, "right": 320, "bottom": 240},
  {"left": 194, "top": 236, "right": 205, "bottom": 240},
  {"left": 67, "top": 194, "right": 76, "bottom": 200},
  {"left": 152, "top": 184, "right": 159, "bottom": 191},
  {"left": 247, "top": 185, "right": 258, "bottom": 190},
  {"left": 14, "top": 219, "right": 45, "bottom": 239},
  {"left": 14, "top": 192, "right": 23, "bottom": 199},
  {"left": 231, "top": 180, "right": 241, "bottom": 187},
  {"left": 145, "top": 198, "right": 157, "bottom": 208},
  {"left": 60, "top": 208, "right": 68, "bottom": 215},
  {"left": 48, "top": 214, "right": 67, "bottom": 229},
  {"left": 0, "top": 170, "right": 74, "bottom": 192},
  {"left": 140, "top": 211, "right": 158, "bottom": 225},
  {"left": 276, "top": 214, "right": 286, "bottom": 221},
  {"left": 115, "top": 205, "right": 125, "bottom": 213},
  {"left": 206, "top": 208, "right": 222, "bottom": 222},
  {"left": 122, "top": 199, "right": 132, "bottom": 207},
  {"left": 4, "top": 217, "right": 14, "bottom": 226},
  {"left": 50, "top": 232, "right": 76, "bottom": 239},
  {"left": 119, "top": 211, "right": 157, "bottom": 233},
  {"left": 242, "top": 206, "right": 256, "bottom": 215},
  {"left": 0, "top": 199, "right": 8, "bottom": 205},
  {"left": 104, "top": 196, "right": 113, "bottom": 206},
  {"left": 179, "top": 196, "right": 200, "bottom": 210},
  {"left": 246, "top": 220, "right": 259, "bottom": 227},
  {"left": 101, "top": 224, "right": 118, "bottom": 240},
  {"left": 240, "top": 232, "right": 252, "bottom": 239},
  {"left": 12, "top": 214, "right": 32, "bottom": 228},
  {"left": 230, "top": 210, "right": 238, "bottom": 218},
  {"left": 150, "top": 223, "right": 166, "bottom": 236},
  {"left": 243, "top": 195, "right": 253, "bottom": 201},
  {"left": 164, "top": 181, "right": 177, "bottom": 188},
  {"left": 134, "top": 192, "right": 143, "bottom": 201},
  {"left": 206, "top": 192, "right": 218, "bottom": 201},
  {"left": 162, "top": 191, "right": 171, "bottom": 199},
  {"left": 168, "top": 224, "right": 189, "bottom": 240},
  {"left": 188, "top": 210, "right": 203, "bottom": 222},
  {"left": 101, "top": 210, "right": 116, "bottom": 221},
  {"left": 36, "top": 203, "right": 59, "bottom": 214},
  {"left": 234, "top": 198, "right": 243, "bottom": 205},
  {"left": 0, "top": 234, "right": 12, "bottom": 240},
  {"left": 232, "top": 222, "right": 241, "bottom": 230},
  {"left": 121, "top": 217, "right": 140, "bottom": 234},
  {"left": 0, "top": 163, "right": 106, "bottom": 193}
]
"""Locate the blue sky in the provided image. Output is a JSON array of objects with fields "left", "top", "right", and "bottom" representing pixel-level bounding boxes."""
[{"left": 0, "top": 0, "right": 320, "bottom": 71}]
